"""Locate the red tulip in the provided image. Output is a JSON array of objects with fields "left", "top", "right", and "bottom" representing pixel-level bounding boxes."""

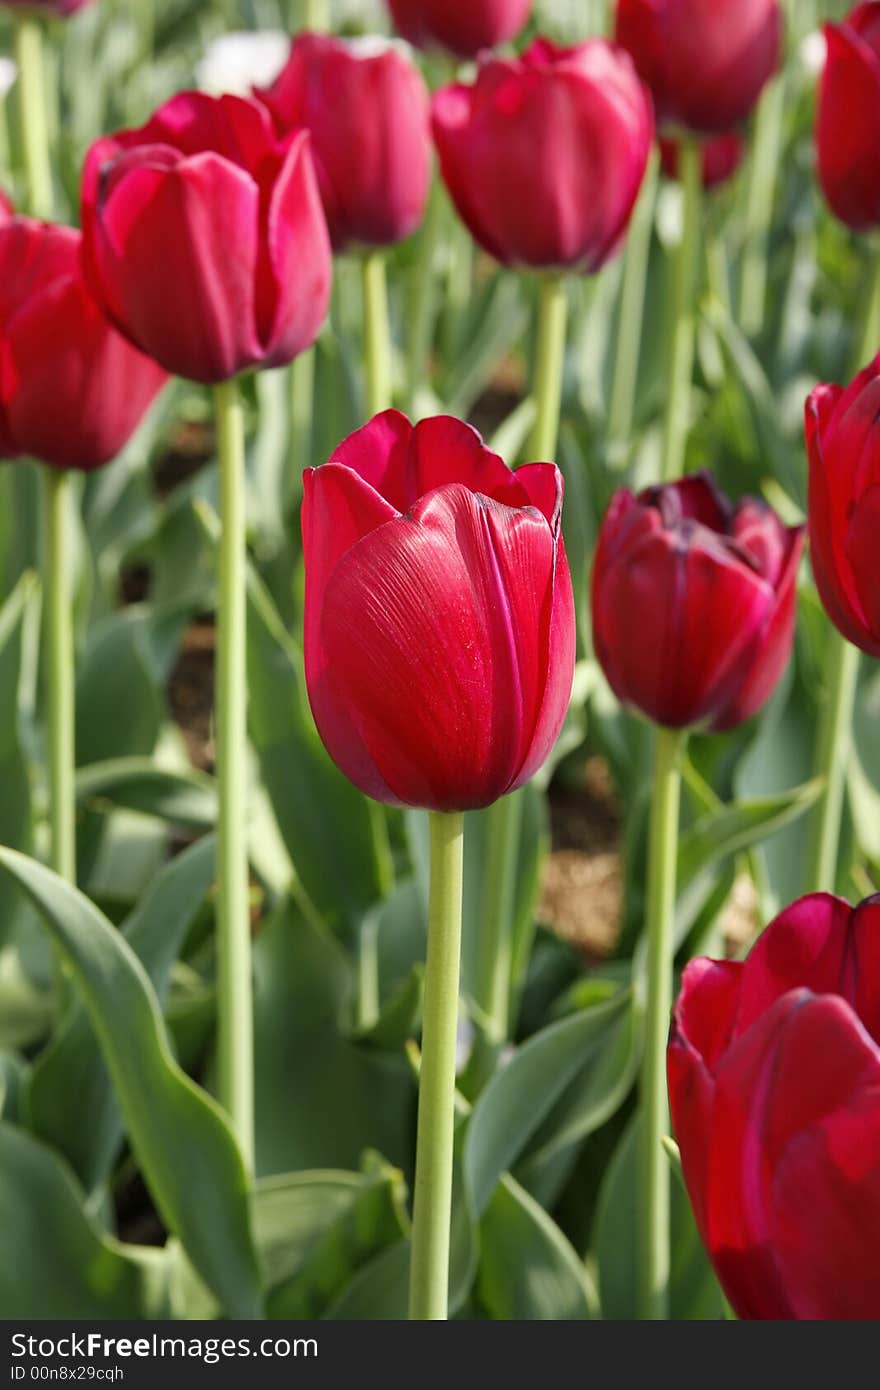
[
  {"left": 659, "top": 133, "right": 745, "bottom": 190},
  {"left": 387, "top": 0, "right": 531, "bottom": 59},
  {"left": 432, "top": 38, "right": 653, "bottom": 272},
  {"left": 669, "top": 892, "right": 880, "bottom": 1319},
  {"left": 0, "top": 217, "right": 166, "bottom": 471},
  {"left": 615, "top": 0, "right": 782, "bottom": 135},
  {"left": 0, "top": 190, "right": 12, "bottom": 219},
  {"left": 817, "top": 2, "right": 880, "bottom": 232},
  {"left": 806, "top": 356, "right": 880, "bottom": 658},
  {"left": 256, "top": 34, "right": 431, "bottom": 253},
  {"left": 591, "top": 473, "right": 803, "bottom": 730},
  {"left": 81, "top": 91, "right": 332, "bottom": 384},
  {"left": 302, "top": 410, "right": 575, "bottom": 812},
  {"left": 1, "top": 0, "right": 93, "bottom": 12}
]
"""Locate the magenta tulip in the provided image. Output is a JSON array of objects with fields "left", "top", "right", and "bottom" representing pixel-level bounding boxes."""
[
  {"left": 302, "top": 410, "right": 575, "bottom": 811},
  {"left": 659, "top": 133, "right": 745, "bottom": 190},
  {"left": 432, "top": 38, "right": 653, "bottom": 272},
  {"left": 669, "top": 892, "right": 880, "bottom": 1319},
  {"left": 615, "top": 0, "right": 782, "bottom": 135},
  {"left": 1, "top": 0, "right": 93, "bottom": 12},
  {"left": 81, "top": 91, "right": 332, "bottom": 384},
  {"left": 0, "top": 217, "right": 166, "bottom": 470},
  {"left": 256, "top": 34, "right": 431, "bottom": 253},
  {"left": 387, "top": 0, "right": 531, "bottom": 59},
  {"left": 591, "top": 473, "right": 803, "bottom": 730},
  {"left": 817, "top": 2, "right": 880, "bottom": 232}
]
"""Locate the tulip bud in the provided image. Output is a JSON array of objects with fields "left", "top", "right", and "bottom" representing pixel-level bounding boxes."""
[
  {"left": 615, "top": 0, "right": 782, "bottom": 135},
  {"left": 81, "top": 91, "right": 332, "bottom": 385},
  {"left": 659, "top": 133, "right": 745, "bottom": 190},
  {"left": 432, "top": 38, "right": 653, "bottom": 272},
  {"left": 817, "top": 2, "right": 880, "bottom": 233},
  {"left": 387, "top": 0, "right": 532, "bottom": 59},
  {"left": 591, "top": 473, "right": 803, "bottom": 731},
  {"left": 257, "top": 34, "right": 431, "bottom": 253},
  {"left": 806, "top": 358, "right": 880, "bottom": 658},
  {"left": 303, "top": 410, "right": 576, "bottom": 812},
  {"left": 0, "top": 217, "right": 166, "bottom": 470},
  {"left": 669, "top": 891, "right": 880, "bottom": 1319}
]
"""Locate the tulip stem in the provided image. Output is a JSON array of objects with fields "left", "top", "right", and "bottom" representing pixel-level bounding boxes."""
[
  {"left": 214, "top": 377, "right": 254, "bottom": 1176},
  {"left": 14, "top": 14, "right": 53, "bottom": 220},
  {"left": 738, "top": 64, "right": 786, "bottom": 338},
  {"left": 661, "top": 137, "right": 702, "bottom": 482},
  {"left": 409, "top": 810, "right": 464, "bottom": 1321},
  {"left": 608, "top": 147, "right": 659, "bottom": 454},
  {"left": 45, "top": 469, "right": 76, "bottom": 886},
  {"left": 362, "top": 250, "right": 393, "bottom": 417},
  {"left": 290, "top": 346, "right": 315, "bottom": 478},
  {"left": 639, "top": 725, "right": 685, "bottom": 1321},
  {"left": 469, "top": 789, "right": 524, "bottom": 1088},
  {"left": 529, "top": 274, "right": 568, "bottom": 460},
  {"left": 407, "top": 182, "right": 444, "bottom": 417}
]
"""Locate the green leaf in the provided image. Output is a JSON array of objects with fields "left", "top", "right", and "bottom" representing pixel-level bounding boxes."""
[
  {"left": 0, "top": 572, "right": 38, "bottom": 949},
  {"left": 350, "top": 964, "right": 424, "bottom": 1050},
  {"left": 323, "top": 1240, "right": 411, "bottom": 1319},
  {"left": 476, "top": 1177, "right": 597, "bottom": 1320},
  {"left": 0, "top": 847, "right": 261, "bottom": 1318},
  {"left": 76, "top": 758, "right": 217, "bottom": 830},
  {"left": 678, "top": 778, "right": 823, "bottom": 886}
]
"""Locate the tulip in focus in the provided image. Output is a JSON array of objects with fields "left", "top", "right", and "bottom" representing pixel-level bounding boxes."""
[
  {"left": 806, "top": 356, "right": 880, "bottom": 658},
  {"left": 615, "top": 0, "right": 782, "bottom": 135},
  {"left": 81, "top": 91, "right": 332, "bottom": 384},
  {"left": 669, "top": 891, "right": 880, "bottom": 1319},
  {"left": 432, "top": 38, "right": 653, "bottom": 272},
  {"left": 303, "top": 410, "right": 576, "bottom": 811},
  {"left": 0, "top": 217, "right": 166, "bottom": 470},
  {"left": 387, "top": 0, "right": 531, "bottom": 59},
  {"left": 659, "top": 133, "right": 745, "bottom": 190},
  {"left": 816, "top": 2, "right": 880, "bottom": 232},
  {"left": 257, "top": 34, "right": 431, "bottom": 254},
  {"left": 591, "top": 473, "right": 803, "bottom": 730}
]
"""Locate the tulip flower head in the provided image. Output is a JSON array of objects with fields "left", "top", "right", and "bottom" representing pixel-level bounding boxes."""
[
  {"left": 257, "top": 33, "right": 431, "bottom": 253},
  {"left": 591, "top": 473, "right": 803, "bottom": 731},
  {"left": 432, "top": 38, "right": 653, "bottom": 272},
  {"left": 81, "top": 91, "right": 332, "bottom": 384},
  {"left": 659, "top": 133, "right": 745, "bottom": 190},
  {"left": 0, "top": 217, "right": 166, "bottom": 470},
  {"left": 669, "top": 891, "right": 880, "bottom": 1319},
  {"left": 302, "top": 410, "right": 576, "bottom": 812},
  {"left": 387, "top": 0, "right": 532, "bottom": 59},
  {"left": 615, "top": 0, "right": 782, "bottom": 135},
  {"left": 817, "top": 1, "right": 880, "bottom": 232},
  {"left": 806, "top": 356, "right": 880, "bottom": 657}
]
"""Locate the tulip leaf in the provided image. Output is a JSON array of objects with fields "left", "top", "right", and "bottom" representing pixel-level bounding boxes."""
[
  {"left": 677, "top": 777, "right": 823, "bottom": 887},
  {"left": 0, "top": 846, "right": 262, "bottom": 1318},
  {"left": 476, "top": 1176, "right": 598, "bottom": 1321},
  {"left": 0, "top": 572, "right": 38, "bottom": 951},
  {"left": 323, "top": 1240, "right": 411, "bottom": 1320},
  {"left": 75, "top": 757, "right": 217, "bottom": 829}
]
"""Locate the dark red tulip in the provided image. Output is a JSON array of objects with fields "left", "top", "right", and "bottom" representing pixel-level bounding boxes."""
[
  {"left": 432, "top": 38, "right": 653, "bottom": 272},
  {"left": 1, "top": 0, "right": 93, "bottom": 12},
  {"left": 0, "top": 190, "right": 12, "bottom": 219},
  {"left": 669, "top": 892, "right": 880, "bottom": 1320},
  {"left": 387, "top": 0, "right": 531, "bottom": 58},
  {"left": 806, "top": 357, "right": 880, "bottom": 657},
  {"left": 256, "top": 33, "right": 431, "bottom": 253},
  {"left": 659, "top": 133, "right": 745, "bottom": 190},
  {"left": 303, "top": 410, "right": 575, "bottom": 812},
  {"left": 817, "top": 2, "right": 880, "bottom": 232},
  {"left": 81, "top": 91, "right": 332, "bottom": 385},
  {"left": 0, "top": 217, "right": 166, "bottom": 471},
  {"left": 591, "top": 473, "right": 803, "bottom": 730},
  {"left": 615, "top": 0, "right": 782, "bottom": 135}
]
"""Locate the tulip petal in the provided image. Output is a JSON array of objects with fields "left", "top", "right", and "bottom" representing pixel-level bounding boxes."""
[
  {"left": 257, "top": 128, "right": 332, "bottom": 365},
  {"left": 844, "top": 483, "right": 880, "bottom": 647},
  {"left": 819, "top": 21, "right": 880, "bottom": 231}
]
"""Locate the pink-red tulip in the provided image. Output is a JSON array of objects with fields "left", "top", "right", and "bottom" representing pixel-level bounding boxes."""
[
  {"left": 432, "top": 38, "right": 653, "bottom": 272},
  {"left": 817, "top": 2, "right": 880, "bottom": 232},
  {"left": 302, "top": 410, "right": 575, "bottom": 812},
  {"left": 591, "top": 473, "right": 803, "bottom": 730},
  {"left": 81, "top": 91, "right": 332, "bottom": 384},
  {"left": 1, "top": 0, "right": 93, "bottom": 12},
  {"left": 659, "top": 133, "right": 745, "bottom": 190},
  {"left": 387, "top": 0, "right": 531, "bottom": 59},
  {"left": 806, "top": 356, "right": 880, "bottom": 657},
  {"left": 0, "top": 217, "right": 166, "bottom": 471},
  {"left": 615, "top": 0, "right": 782, "bottom": 135},
  {"left": 669, "top": 892, "right": 880, "bottom": 1319},
  {"left": 256, "top": 34, "right": 431, "bottom": 253}
]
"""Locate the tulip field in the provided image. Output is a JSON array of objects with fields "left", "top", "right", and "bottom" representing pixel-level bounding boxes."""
[{"left": 1, "top": 0, "right": 879, "bottom": 1336}]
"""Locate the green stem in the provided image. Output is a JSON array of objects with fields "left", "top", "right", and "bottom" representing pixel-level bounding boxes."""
[
  {"left": 661, "top": 137, "right": 702, "bottom": 482},
  {"left": 361, "top": 251, "right": 393, "bottom": 416},
  {"left": 408, "top": 810, "right": 464, "bottom": 1321},
  {"left": 608, "top": 148, "right": 659, "bottom": 449},
  {"left": 469, "top": 790, "right": 523, "bottom": 1086},
  {"left": 45, "top": 470, "right": 75, "bottom": 884},
  {"left": 14, "top": 14, "right": 53, "bottom": 219},
  {"left": 738, "top": 65, "right": 786, "bottom": 338},
  {"left": 301, "top": 0, "right": 329, "bottom": 27},
  {"left": 289, "top": 345, "right": 315, "bottom": 477},
  {"left": 407, "top": 184, "right": 444, "bottom": 417},
  {"left": 706, "top": 213, "right": 732, "bottom": 318},
  {"left": 529, "top": 274, "right": 568, "bottom": 460},
  {"left": 214, "top": 378, "right": 254, "bottom": 1175},
  {"left": 638, "top": 726, "right": 685, "bottom": 1321}
]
